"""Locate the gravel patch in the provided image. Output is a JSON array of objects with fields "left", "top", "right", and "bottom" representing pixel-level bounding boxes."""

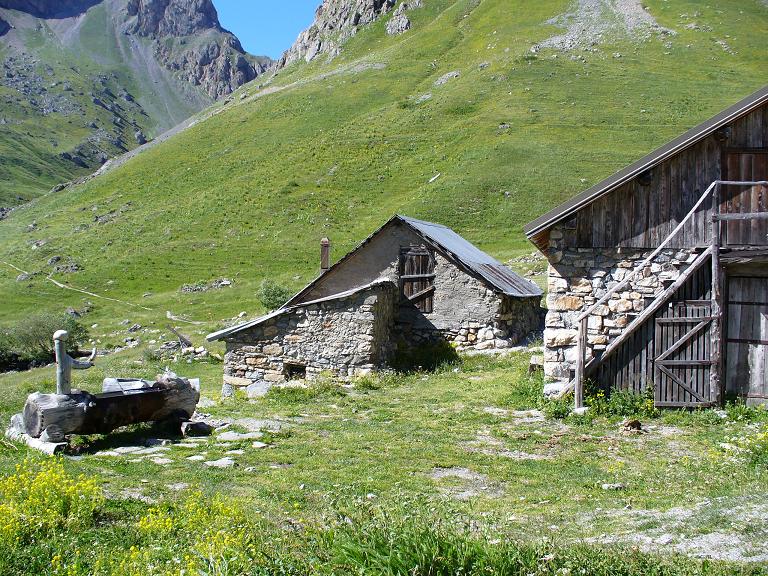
[
  {"left": 533, "top": 0, "right": 675, "bottom": 52},
  {"left": 430, "top": 467, "right": 504, "bottom": 500}
]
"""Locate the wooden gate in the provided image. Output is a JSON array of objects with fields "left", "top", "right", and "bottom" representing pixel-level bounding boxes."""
[
  {"left": 725, "top": 266, "right": 768, "bottom": 406},
  {"left": 654, "top": 300, "right": 715, "bottom": 407}
]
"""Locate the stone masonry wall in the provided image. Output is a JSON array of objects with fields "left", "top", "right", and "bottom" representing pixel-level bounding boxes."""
[
  {"left": 223, "top": 283, "right": 396, "bottom": 392},
  {"left": 544, "top": 224, "right": 699, "bottom": 380},
  {"left": 298, "top": 223, "right": 542, "bottom": 352}
]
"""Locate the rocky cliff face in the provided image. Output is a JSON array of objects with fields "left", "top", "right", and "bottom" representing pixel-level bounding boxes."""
[
  {"left": 0, "top": 0, "right": 270, "bottom": 203},
  {"left": 278, "top": 0, "right": 421, "bottom": 67},
  {"left": 125, "top": 0, "right": 270, "bottom": 99},
  {"left": 0, "top": 0, "right": 100, "bottom": 18}
]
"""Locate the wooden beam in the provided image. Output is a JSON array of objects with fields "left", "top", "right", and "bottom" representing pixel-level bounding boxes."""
[
  {"left": 714, "top": 212, "right": 768, "bottom": 221},
  {"left": 406, "top": 285, "right": 435, "bottom": 302},
  {"left": 710, "top": 183, "right": 724, "bottom": 407},
  {"left": 575, "top": 316, "right": 587, "bottom": 409}
]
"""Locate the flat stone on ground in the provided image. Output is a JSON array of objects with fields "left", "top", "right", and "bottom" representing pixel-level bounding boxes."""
[{"left": 204, "top": 457, "right": 236, "bottom": 468}]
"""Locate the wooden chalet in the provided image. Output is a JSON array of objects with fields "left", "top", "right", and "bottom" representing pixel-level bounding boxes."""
[{"left": 524, "top": 86, "right": 768, "bottom": 408}]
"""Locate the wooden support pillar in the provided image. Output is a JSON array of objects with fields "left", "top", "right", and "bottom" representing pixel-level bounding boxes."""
[
  {"left": 710, "top": 183, "right": 723, "bottom": 407},
  {"left": 575, "top": 316, "right": 587, "bottom": 409}
]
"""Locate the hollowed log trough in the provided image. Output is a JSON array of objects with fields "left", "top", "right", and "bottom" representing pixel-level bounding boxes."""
[{"left": 22, "top": 376, "right": 199, "bottom": 442}]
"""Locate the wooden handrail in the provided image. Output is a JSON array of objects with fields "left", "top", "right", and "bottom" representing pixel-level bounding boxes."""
[
  {"left": 571, "top": 180, "right": 767, "bottom": 408},
  {"left": 575, "top": 180, "right": 718, "bottom": 323}
]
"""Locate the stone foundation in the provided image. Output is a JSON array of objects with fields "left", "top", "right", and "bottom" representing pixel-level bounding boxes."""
[
  {"left": 544, "top": 224, "right": 699, "bottom": 380},
  {"left": 223, "top": 283, "right": 397, "bottom": 392}
]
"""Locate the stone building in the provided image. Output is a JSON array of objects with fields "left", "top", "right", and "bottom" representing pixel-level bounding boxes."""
[
  {"left": 208, "top": 215, "right": 542, "bottom": 394},
  {"left": 524, "top": 86, "right": 768, "bottom": 407}
]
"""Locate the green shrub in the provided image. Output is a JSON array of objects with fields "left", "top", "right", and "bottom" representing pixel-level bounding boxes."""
[
  {"left": 3, "top": 312, "right": 88, "bottom": 365},
  {"left": 587, "top": 385, "right": 659, "bottom": 419},
  {"left": 257, "top": 278, "right": 294, "bottom": 310},
  {"left": 543, "top": 395, "right": 572, "bottom": 419}
]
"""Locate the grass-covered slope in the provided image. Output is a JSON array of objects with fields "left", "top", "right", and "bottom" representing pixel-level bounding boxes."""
[{"left": 1, "top": 0, "right": 767, "bottom": 333}]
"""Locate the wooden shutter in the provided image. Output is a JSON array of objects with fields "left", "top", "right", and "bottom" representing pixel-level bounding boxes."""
[{"left": 400, "top": 247, "right": 435, "bottom": 313}]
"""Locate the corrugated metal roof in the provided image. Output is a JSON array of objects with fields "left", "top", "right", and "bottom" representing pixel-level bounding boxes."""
[
  {"left": 523, "top": 85, "right": 768, "bottom": 238},
  {"left": 398, "top": 215, "right": 542, "bottom": 297},
  {"left": 207, "top": 279, "right": 394, "bottom": 341}
]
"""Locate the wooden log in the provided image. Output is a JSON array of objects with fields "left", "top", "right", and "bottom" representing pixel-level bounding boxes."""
[
  {"left": 22, "top": 378, "right": 199, "bottom": 439},
  {"left": 5, "top": 413, "right": 67, "bottom": 455}
]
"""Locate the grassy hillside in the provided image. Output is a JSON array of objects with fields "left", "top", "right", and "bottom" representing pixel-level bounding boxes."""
[{"left": 1, "top": 0, "right": 767, "bottom": 338}]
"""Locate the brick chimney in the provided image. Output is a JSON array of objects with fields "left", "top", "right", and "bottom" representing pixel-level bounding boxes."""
[{"left": 320, "top": 237, "right": 331, "bottom": 273}]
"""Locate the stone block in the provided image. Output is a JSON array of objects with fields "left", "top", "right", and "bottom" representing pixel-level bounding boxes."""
[
  {"left": 545, "top": 312, "right": 564, "bottom": 328},
  {"left": 263, "top": 326, "right": 278, "bottom": 338},
  {"left": 264, "top": 371, "right": 285, "bottom": 382},
  {"left": 551, "top": 295, "right": 583, "bottom": 311},
  {"left": 571, "top": 278, "right": 593, "bottom": 294},
  {"left": 246, "top": 382, "right": 272, "bottom": 398},
  {"left": 545, "top": 329, "right": 578, "bottom": 347},
  {"left": 592, "top": 304, "right": 610, "bottom": 316},
  {"left": 263, "top": 344, "right": 283, "bottom": 356},
  {"left": 223, "top": 375, "right": 252, "bottom": 388},
  {"left": 608, "top": 299, "right": 633, "bottom": 313}
]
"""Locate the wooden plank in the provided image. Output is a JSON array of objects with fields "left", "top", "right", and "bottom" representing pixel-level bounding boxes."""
[
  {"left": 710, "top": 182, "right": 723, "bottom": 406},
  {"left": 658, "top": 359, "right": 714, "bottom": 367},
  {"left": 575, "top": 316, "right": 587, "bottom": 408},
  {"left": 657, "top": 316, "right": 716, "bottom": 324},
  {"left": 658, "top": 365, "right": 707, "bottom": 402},
  {"left": 656, "top": 319, "right": 712, "bottom": 362}
]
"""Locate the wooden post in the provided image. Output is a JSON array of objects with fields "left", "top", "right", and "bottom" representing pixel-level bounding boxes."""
[
  {"left": 575, "top": 316, "right": 587, "bottom": 409},
  {"left": 710, "top": 183, "right": 723, "bottom": 407}
]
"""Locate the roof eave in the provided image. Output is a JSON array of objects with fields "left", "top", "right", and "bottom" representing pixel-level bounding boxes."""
[{"left": 523, "top": 85, "right": 768, "bottom": 239}]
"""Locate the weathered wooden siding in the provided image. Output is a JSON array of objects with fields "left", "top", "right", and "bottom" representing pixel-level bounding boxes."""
[
  {"left": 593, "top": 262, "right": 712, "bottom": 395},
  {"left": 566, "top": 103, "right": 768, "bottom": 250},
  {"left": 725, "top": 264, "right": 768, "bottom": 405}
]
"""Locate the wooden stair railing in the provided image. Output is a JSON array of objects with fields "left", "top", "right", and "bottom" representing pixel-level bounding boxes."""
[{"left": 558, "top": 180, "right": 768, "bottom": 407}]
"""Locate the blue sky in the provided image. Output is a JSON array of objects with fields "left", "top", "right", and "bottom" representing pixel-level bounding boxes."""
[{"left": 213, "top": 1, "right": 320, "bottom": 59}]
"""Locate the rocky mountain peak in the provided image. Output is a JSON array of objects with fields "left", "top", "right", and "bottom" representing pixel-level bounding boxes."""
[
  {"left": 122, "top": 0, "right": 270, "bottom": 99},
  {"left": 0, "top": 0, "right": 100, "bottom": 18},
  {"left": 278, "top": 0, "right": 421, "bottom": 68},
  {"left": 125, "top": 0, "right": 220, "bottom": 38}
]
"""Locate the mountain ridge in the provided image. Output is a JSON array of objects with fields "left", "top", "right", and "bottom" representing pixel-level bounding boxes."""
[{"left": 0, "top": 0, "right": 271, "bottom": 204}]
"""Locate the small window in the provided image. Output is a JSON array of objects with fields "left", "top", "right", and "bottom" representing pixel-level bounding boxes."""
[
  {"left": 400, "top": 246, "right": 435, "bottom": 313},
  {"left": 284, "top": 363, "right": 306, "bottom": 380}
]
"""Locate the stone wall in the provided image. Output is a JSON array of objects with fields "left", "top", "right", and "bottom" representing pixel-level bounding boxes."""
[
  {"left": 296, "top": 221, "right": 542, "bottom": 352},
  {"left": 223, "top": 282, "right": 396, "bottom": 393},
  {"left": 544, "top": 224, "right": 699, "bottom": 380}
]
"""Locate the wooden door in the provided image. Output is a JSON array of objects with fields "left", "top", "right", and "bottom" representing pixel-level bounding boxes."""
[
  {"left": 399, "top": 247, "right": 435, "bottom": 313},
  {"left": 654, "top": 301, "right": 715, "bottom": 407},
  {"left": 722, "top": 150, "right": 768, "bottom": 246},
  {"left": 725, "top": 265, "right": 768, "bottom": 406}
]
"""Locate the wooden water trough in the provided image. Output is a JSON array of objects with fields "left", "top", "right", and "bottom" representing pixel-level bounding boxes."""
[{"left": 5, "top": 330, "right": 201, "bottom": 453}]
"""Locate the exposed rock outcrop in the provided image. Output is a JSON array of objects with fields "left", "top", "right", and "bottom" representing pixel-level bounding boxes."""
[
  {"left": 278, "top": 0, "right": 423, "bottom": 67},
  {"left": 0, "top": 0, "right": 100, "bottom": 18},
  {"left": 125, "top": 0, "right": 219, "bottom": 37},
  {"left": 125, "top": 0, "right": 270, "bottom": 99}
]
